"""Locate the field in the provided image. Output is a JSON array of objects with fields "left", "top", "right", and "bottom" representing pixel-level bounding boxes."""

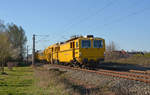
[
  {"left": 0, "top": 66, "right": 89, "bottom": 95},
  {"left": 0, "top": 66, "right": 114, "bottom": 95},
  {"left": 105, "top": 53, "right": 150, "bottom": 67},
  {"left": 0, "top": 63, "right": 150, "bottom": 95},
  {"left": 0, "top": 67, "right": 33, "bottom": 95},
  {"left": 1, "top": 54, "right": 150, "bottom": 95},
  {"left": 0, "top": 66, "right": 70, "bottom": 95}
]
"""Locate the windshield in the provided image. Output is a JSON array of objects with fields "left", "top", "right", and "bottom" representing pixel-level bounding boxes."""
[
  {"left": 81, "top": 40, "right": 91, "bottom": 48},
  {"left": 93, "top": 40, "right": 103, "bottom": 48}
]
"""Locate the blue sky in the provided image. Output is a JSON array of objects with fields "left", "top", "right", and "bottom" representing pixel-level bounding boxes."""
[{"left": 0, "top": 0, "right": 150, "bottom": 52}]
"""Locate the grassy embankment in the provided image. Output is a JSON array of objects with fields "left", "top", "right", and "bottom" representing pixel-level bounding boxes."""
[
  {"left": 0, "top": 67, "right": 33, "bottom": 95},
  {"left": 0, "top": 66, "right": 72, "bottom": 95},
  {"left": 105, "top": 53, "right": 150, "bottom": 66},
  {"left": 0, "top": 66, "right": 113, "bottom": 95}
]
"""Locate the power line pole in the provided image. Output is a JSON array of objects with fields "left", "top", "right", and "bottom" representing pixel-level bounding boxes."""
[
  {"left": 32, "top": 34, "right": 49, "bottom": 66},
  {"left": 32, "top": 34, "right": 35, "bottom": 66}
]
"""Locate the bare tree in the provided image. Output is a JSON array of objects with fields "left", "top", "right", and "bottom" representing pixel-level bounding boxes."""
[
  {"left": 106, "top": 41, "right": 118, "bottom": 51},
  {"left": 0, "top": 20, "right": 27, "bottom": 72},
  {"left": 7, "top": 24, "right": 27, "bottom": 61},
  {"left": 0, "top": 32, "right": 12, "bottom": 74},
  {"left": 0, "top": 20, "right": 5, "bottom": 32},
  {"left": 105, "top": 41, "right": 120, "bottom": 60}
]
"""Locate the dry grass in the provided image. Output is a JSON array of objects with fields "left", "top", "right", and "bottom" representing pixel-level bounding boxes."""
[
  {"left": 33, "top": 66, "right": 111, "bottom": 95},
  {"left": 33, "top": 67, "right": 70, "bottom": 95},
  {"left": 111, "top": 80, "right": 131, "bottom": 95},
  {"left": 108, "top": 56, "right": 150, "bottom": 67},
  {"left": 105, "top": 52, "right": 150, "bottom": 67}
]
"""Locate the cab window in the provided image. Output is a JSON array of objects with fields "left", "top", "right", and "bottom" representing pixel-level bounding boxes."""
[
  {"left": 81, "top": 40, "right": 91, "bottom": 48},
  {"left": 76, "top": 42, "right": 78, "bottom": 48},
  {"left": 93, "top": 40, "right": 103, "bottom": 48}
]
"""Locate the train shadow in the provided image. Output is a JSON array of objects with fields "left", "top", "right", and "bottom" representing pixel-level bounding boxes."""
[{"left": 96, "top": 62, "right": 150, "bottom": 71}]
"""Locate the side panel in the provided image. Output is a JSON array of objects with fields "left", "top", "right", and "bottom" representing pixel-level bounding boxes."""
[
  {"left": 58, "top": 40, "right": 80, "bottom": 63},
  {"left": 58, "top": 42, "right": 73, "bottom": 62},
  {"left": 44, "top": 48, "right": 51, "bottom": 62}
]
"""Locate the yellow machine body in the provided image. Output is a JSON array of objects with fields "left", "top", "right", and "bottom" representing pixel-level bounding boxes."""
[
  {"left": 35, "top": 52, "right": 46, "bottom": 61},
  {"left": 42, "top": 36, "right": 105, "bottom": 65}
]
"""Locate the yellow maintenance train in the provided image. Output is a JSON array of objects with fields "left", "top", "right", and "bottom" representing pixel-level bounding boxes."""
[{"left": 36, "top": 35, "right": 105, "bottom": 67}]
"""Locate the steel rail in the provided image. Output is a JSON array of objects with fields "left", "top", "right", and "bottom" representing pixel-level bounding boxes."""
[{"left": 52, "top": 65, "right": 150, "bottom": 83}]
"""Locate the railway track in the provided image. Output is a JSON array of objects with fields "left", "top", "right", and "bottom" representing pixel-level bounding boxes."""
[
  {"left": 129, "top": 70, "right": 150, "bottom": 74},
  {"left": 51, "top": 64, "right": 150, "bottom": 84}
]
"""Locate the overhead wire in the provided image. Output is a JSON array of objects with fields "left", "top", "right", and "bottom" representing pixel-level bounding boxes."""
[
  {"left": 34, "top": 34, "right": 51, "bottom": 51},
  {"left": 87, "top": 5, "right": 150, "bottom": 33},
  {"left": 85, "top": 0, "right": 146, "bottom": 34},
  {"left": 62, "top": 0, "right": 117, "bottom": 36}
]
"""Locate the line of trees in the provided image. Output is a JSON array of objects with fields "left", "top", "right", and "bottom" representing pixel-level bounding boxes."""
[{"left": 0, "top": 20, "right": 27, "bottom": 74}]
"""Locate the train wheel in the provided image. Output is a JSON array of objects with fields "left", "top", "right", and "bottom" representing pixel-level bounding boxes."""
[
  {"left": 56, "top": 60, "right": 60, "bottom": 64},
  {"left": 81, "top": 64, "right": 85, "bottom": 69}
]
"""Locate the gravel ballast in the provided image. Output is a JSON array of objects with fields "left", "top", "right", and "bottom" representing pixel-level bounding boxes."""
[{"left": 44, "top": 65, "right": 150, "bottom": 95}]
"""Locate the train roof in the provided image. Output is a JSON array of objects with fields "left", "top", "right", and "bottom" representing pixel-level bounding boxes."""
[
  {"left": 46, "top": 35, "right": 104, "bottom": 48},
  {"left": 66, "top": 35, "right": 104, "bottom": 42}
]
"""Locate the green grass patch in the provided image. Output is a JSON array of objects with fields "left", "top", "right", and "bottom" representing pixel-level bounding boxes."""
[
  {"left": 0, "top": 67, "right": 33, "bottom": 95},
  {"left": 0, "top": 66, "right": 73, "bottom": 95}
]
